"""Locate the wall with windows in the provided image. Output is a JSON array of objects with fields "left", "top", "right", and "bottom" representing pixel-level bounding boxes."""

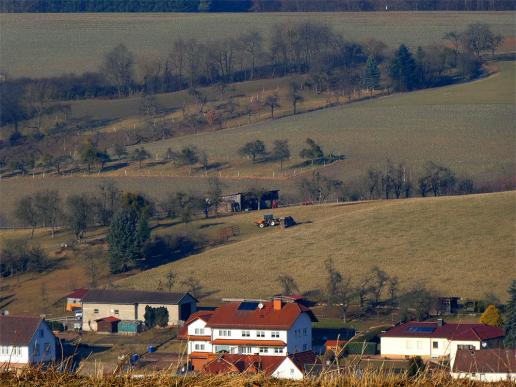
[
  {"left": 189, "top": 340, "right": 213, "bottom": 353},
  {"left": 211, "top": 328, "right": 288, "bottom": 343},
  {"left": 82, "top": 303, "right": 136, "bottom": 331},
  {"left": 449, "top": 340, "right": 481, "bottom": 367},
  {"left": 380, "top": 337, "right": 433, "bottom": 357},
  {"left": 0, "top": 345, "right": 29, "bottom": 364},
  {"left": 187, "top": 318, "right": 212, "bottom": 337},
  {"left": 28, "top": 322, "right": 56, "bottom": 363},
  {"left": 286, "top": 314, "right": 312, "bottom": 354}
]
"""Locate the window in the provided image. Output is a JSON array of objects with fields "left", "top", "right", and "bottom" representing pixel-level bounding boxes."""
[
  {"left": 256, "top": 331, "right": 265, "bottom": 338},
  {"left": 218, "top": 330, "right": 231, "bottom": 337},
  {"left": 194, "top": 328, "right": 205, "bottom": 335},
  {"left": 14, "top": 346, "right": 21, "bottom": 356},
  {"left": 274, "top": 347, "right": 283, "bottom": 354},
  {"left": 290, "top": 368, "right": 295, "bottom": 375},
  {"left": 94, "top": 309, "right": 99, "bottom": 314},
  {"left": 0, "top": 346, "right": 7, "bottom": 355},
  {"left": 242, "top": 330, "right": 250, "bottom": 337},
  {"left": 433, "top": 341, "right": 439, "bottom": 349},
  {"left": 303, "top": 344, "right": 307, "bottom": 351},
  {"left": 39, "top": 329, "right": 44, "bottom": 338},
  {"left": 241, "top": 347, "right": 252, "bottom": 354},
  {"left": 303, "top": 328, "right": 307, "bottom": 336},
  {"left": 44, "top": 343, "right": 51, "bottom": 354},
  {"left": 114, "top": 309, "right": 119, "bottom": 315},
  {"left": 34, "top": 343, "right": 40, "bottom": 356},
  {"left": 458, "top": 344, "right": 475, "bottom": 351},
  {"left": 194, "top": 343, "right": 205, "bottom": 351},
  {"left": 259, "top": 347, "right": 268, "bottom": 353},
  {"left": 416, "top": 341, "right": 423, "bottom": 350},
  {"left": 405, "top": 340, "right": 413, "bottom": 349},
  {"left": 271, "top": 331, "right": 280, "bottom": 338}
]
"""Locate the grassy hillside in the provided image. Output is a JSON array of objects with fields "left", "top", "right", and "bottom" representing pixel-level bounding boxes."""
[
  {"left": 1, "top": 12, "right": 514, "bottom": 77},
  {"left": 134, "top": 61, "right": 516, "bottom": 182},
  {"left": 117, "top": 191, "right": 516, "bottom": 301}
]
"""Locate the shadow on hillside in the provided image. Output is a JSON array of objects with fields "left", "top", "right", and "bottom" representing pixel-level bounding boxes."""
[
  {"left": 101, "top": 162, "right": 128, "bottom": 172},
  {"left": 199, "top": 222, "right": 224, "bottom": 229}
]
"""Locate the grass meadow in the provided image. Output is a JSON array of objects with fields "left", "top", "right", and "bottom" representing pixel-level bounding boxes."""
[
  {"left": 117, "top": 191, "right": 516, "bottom": 302},
  {"left": 133, "top": 61, "right": 516, "bottom": 183},
  {"left": 1, "top": 12, "right": 514, "bottom": 78}
]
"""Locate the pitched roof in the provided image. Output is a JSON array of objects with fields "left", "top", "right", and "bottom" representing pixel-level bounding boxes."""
[
  {"left": 66, "top": 288, "right": 89, "bottom": 299},
  {"left": 380, "top": 321, "right": 504, "bottom": 341},
  {"left": 82, "top": 289, "right": 195, "bottom": 305},
  {"left": 203, "top": 354, "right": 285, "bottom": 376},
  {"left": 453, "top": 349, "right": 516, "bottom": 374},
  {"left": 177, "top": 311, "right": 214, "bottom": 340},
  {"left": 289, "top": 350, "right": 319, "bottom": 373},
  {"left": 206, "top": 301, "right": 317, "bottom": 330},
  {"left": 0, "top": 315, "right": 43, "bottom": 346},
  {"left": 95, "top": 316, "right": 121, "bottom": 323}
]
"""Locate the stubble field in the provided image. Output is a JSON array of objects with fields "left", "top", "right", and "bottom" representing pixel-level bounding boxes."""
[{"left": 1, "top": 11, "right": 514, "bottom": 78}]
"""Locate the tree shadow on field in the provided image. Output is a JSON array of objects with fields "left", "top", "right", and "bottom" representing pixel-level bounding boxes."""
[
  {"left": 101, "top": 162, "right": 128, "bottom": 172},
  {"left": 199, "top": 222, "right": 224, "bottom": 229}
]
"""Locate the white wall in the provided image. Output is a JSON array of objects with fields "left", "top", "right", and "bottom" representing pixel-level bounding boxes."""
[
  {"left": 286, "top": 314, "right": 312, "bottom": 354},
  {"left": 451, "top": 372, "right": 516, "bottom": 382},
  {"left": 0, "top": 346, "right": 29, "bottom": 364},
  {"left": 272, "top": 357, "right": 304, "bottom": 380},
  {"left": 82, "top": 303, "right": 136, "bottom": 331},
  {"left": 380, "top": 337, "right": 432, "bottom": 357},
  {"left": 187, "top": 318, "right": 211, "bottom": 336}
]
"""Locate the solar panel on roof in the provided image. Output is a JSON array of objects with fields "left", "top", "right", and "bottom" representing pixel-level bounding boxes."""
[
  {"left": 238, "top": 302, "right": 259, "bottom": 311},
  {"left": 407, "top": 326, "right": 435, "bottom": 333}
]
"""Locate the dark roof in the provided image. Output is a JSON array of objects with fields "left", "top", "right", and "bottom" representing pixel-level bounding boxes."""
[
  {"left": 67, "top": 288, "right": 89, "bottom": 299},
  {"left": 203, "top": 354, "right": 285, "bottom": 376},
  {"left": 0, "top": 315, "right": 43, "bottom": 346},
  {"left": 380, "top": 321, "right": 504, "bottom": 341},
  {"left": 82, "top": 289, "right": 196, "bottom": 305},
  {"left": 206, "top": 301, "right": 317, "bottom": 330},
  {"left": 95, "top": 316, "right": 121, "bottom": 323},
  {"left": 453, "top": 349, "right": 516, "bottom": 374}
]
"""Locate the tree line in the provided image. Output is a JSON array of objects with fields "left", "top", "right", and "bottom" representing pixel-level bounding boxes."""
[
  {"left": 1, "top": 0, "right": 513, "bottom": 12},
  {"left": 1, "top": 22, "right": 502, "bottom": 131}
]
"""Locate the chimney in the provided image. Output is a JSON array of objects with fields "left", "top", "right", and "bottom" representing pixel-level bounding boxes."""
[
  {"left": 437, "top": 318, "right": 444, "bottom": 327},
  {"left": 273, "top": 298, "right": 283, "bottom": 311}
]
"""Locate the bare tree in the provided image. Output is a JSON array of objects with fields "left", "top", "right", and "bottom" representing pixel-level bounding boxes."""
[
  {"left": 324, "top": 258, "right": 354, "bottom": 322},
  {"left": 83, "top": 247, "right": 101, "bottom": 287},
  {"left": 14, "top": 196, "right": 39, "bottom": 238},
  {"left": 181, "top": 276, "right": 203, "bottom": 298},
  {"left": 264, "top": 94, "right": 280, "bottom": 119},
  {"left": 34, "top": 190, "right": 61, "bottom": 239},
  {"left": 288, "top": 80, "right": 304, "bottom": 114},
  {"left": 101, "top": 44, "right": 135, "bottom": 96},
  {"left": 369, "top": 266, "right": 388, "bottom": 306},
  {"left": 166, "top": 270, "right": 176, "bottom": 292},
  {"left": 24, "top": 82, "right": 54, "bottom": 130},
  {"left": 241, "top": 30, "right": 263, "bottom": 80},
  {"left": 277, "top": 274, "right": 299, "bottom": 295}
]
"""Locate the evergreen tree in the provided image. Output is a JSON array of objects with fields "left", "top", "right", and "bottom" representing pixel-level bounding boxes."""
[
  {"left": 504, "top": 280, "right": 516, "bottom": 348},
  {"left": 107, "top": 194, "right": 151, "bottom": 273},
  {"left": 361, "top": 56, "right": 381, "bottom": 97},
  {"left": 480, "top": 304, "right": 503, "bottom": 327},
  {"left": 389, "top": 44, "right": 417, "bottom": 91}
]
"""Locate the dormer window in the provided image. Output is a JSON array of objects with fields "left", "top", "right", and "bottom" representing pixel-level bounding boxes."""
[{"left": 194, "top": 328, "right": 205, "bottom": 335}]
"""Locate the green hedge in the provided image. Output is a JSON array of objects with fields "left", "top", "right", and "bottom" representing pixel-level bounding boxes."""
[{"left": 345, "top": 342, "right": 377, "bottom": 355}]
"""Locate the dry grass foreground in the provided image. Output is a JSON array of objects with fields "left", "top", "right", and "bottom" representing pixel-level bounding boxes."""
[
  {"left": 118, "top": 191, "right": 516, "bottom": 301},
  {"left": 1, "top": 367, "right": 513, "bottom": 387}
]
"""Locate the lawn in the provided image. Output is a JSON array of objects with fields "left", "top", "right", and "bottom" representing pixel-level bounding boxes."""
[
  {"left": 116, "top": 191, "right": 516, "bottom": 302},
  {"left": 1, "top": 12, "right": 514, "bottom": 78}
]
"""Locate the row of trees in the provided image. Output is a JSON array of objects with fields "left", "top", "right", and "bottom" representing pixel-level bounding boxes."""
[
  {"left": 366, "top": 161, "right": 474, "bottom": 200},
  {"left": 0, "top": 238, "right": 49, "bottom": 277},
  {"left": 3, "top": 21, "right": 501, "bottom": 131},
  {"left": 2, "top": 0, "right": 513, "bottom": 12}
]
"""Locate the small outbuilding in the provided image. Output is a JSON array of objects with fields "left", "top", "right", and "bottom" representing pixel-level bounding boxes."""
[
  {"left": 65, "top": 288, "right": 88, "bottom": 312},
  {"left": 118, "top": 320, "right": 143, "bottom": 335},
  {"left": 219, "top": 190, "right": 279, "bottom": 213},
  {"left": 95, "top": 316, "right": 120, "bottom": 333}
]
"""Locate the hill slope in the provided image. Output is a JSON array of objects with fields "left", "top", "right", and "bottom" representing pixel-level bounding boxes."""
[{"left": 117, "top": 191, "right": 516, "bottom": 301}]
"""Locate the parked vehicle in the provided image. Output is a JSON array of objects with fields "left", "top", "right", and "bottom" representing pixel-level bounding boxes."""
[
  {"left": 255, "top": 214, "right": 281, "bottom": 228},
  {"left": 283, "top": 216, "right": 296, "bottom": 228}
]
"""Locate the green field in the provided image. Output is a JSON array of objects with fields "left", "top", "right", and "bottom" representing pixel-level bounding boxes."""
[
  {"left": 135, "top": 61, "right": 516, "bottom": 183},
  {"left": 1, "top": 12, "right": 514, "bottom": 78},
  {"left": 117, "top": 191, "right": 516, "bottom": 302}
]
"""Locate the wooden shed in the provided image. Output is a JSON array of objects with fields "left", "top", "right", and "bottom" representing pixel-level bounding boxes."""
[
  {"left": 219, "top": 190, "right": 279, "bottom": 213},
  {"left": 95, "top": 316, "right": 120, "bottom": 333}
]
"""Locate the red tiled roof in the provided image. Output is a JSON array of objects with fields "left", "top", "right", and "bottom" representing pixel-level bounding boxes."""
[
  {"left": 178, "top": 311, "right": 214, "bottom": 340},
  {"left": 0, "top": 315, "right": 43, "bottom": 346},
  {"left": 203, "top": 354, "right": 285, "bottom": 376},
  {"left": 289, "top": 350, "right": 318, "bottom": 372},
  {"left": 211, "top": 339, "right": 286, "bottom": 346},
  {"left": 380, "top": 321, "right": 504, "bottom": 341},
  {"left": 206, "top": 301, "right": 317, "bottom": 330},
  {"left": 190, "top": 352, "right": 210, "bottom": 359},
  {"left": 66, "top": 288, "right": 88, "bottom": 299},
  {"left": 95, "top": 316, "right": 120, "bottom": 323},
  {"left": 326, "top": 339, "right": 348, "bottom": 346},
  {"left": 453, "top": 349, "right": 516, "bottom": 374},
  {"left": 185, "top": 335, "right": 212, "bottom": 341}
]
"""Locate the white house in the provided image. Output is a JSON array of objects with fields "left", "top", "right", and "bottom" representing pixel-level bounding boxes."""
[
  {"left": 0, "top": 315, "right": 57, "bottom": 367},
  {"left": 379, "top": 319, "right": 504, "bottom": 365},
  {"left": 451, "top": 349, "right": 516, "bottom": 382},
  {"left": 178, "top": 297, "right": 318, "bottom": 378}
]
